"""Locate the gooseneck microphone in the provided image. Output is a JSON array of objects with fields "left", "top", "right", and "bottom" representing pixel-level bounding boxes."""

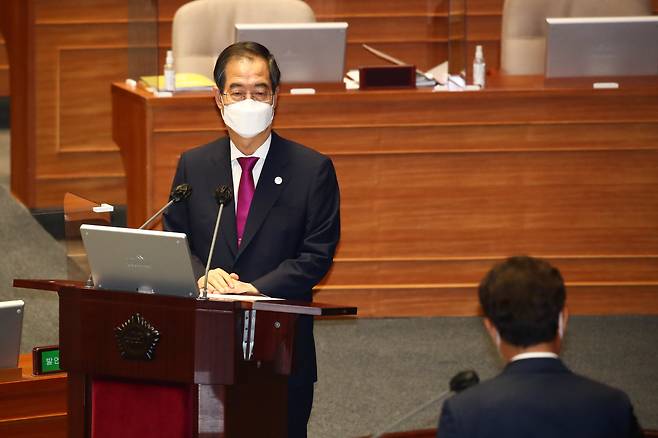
[
  {"left": 371, "top": 370, "right": 479, "bottom": 438},
  {"left": 139, "top": 183, "right": 193, "bottom": 230},
  {"left": 199, "top": 185, "right": 233, "bottom": 300}
]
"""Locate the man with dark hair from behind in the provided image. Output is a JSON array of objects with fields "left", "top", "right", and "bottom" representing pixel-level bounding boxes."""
[{"left": 437, "top": 255, "right": 643, "bottom": 438}]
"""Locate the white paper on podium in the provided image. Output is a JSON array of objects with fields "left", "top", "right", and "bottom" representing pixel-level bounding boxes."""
[{"left": 207, "top": 293, "right": 284, "bottom": 302}]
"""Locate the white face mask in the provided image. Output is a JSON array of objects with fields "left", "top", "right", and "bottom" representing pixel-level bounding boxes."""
[{"left": 220, "top": 98, "right": 274, "bottom": 139}]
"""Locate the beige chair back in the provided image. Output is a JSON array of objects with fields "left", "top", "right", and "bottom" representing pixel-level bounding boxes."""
[
  {"left": 172, "top": 0, "right": 315, "bottom": 79},
  {"left": 500, "top": 0, "right": 652, "bottom": 75},
  {"left": 500, "top": 0, "right": 571, "bottom": 75}
]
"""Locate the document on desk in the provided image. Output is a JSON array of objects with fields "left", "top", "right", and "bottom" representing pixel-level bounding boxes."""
[{"left": 207, "top": 293, "right": 284, "bottom": 302}]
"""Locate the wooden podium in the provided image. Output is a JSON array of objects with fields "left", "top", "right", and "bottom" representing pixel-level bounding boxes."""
[{"left": 14, "top": 279, "right": 356, "bottom": 438}]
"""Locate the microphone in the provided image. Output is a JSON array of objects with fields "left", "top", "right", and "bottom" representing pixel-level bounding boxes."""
[
  {"left": 371, "top": 370, "right": 479, "bottom": 438},
  {"left": 199, "top": 185, "right": 233, "bottom": 300},
  {"left": 450, "top": 369, "right": 479, "bottom": 392},
  {"left": 138, "top": 183, "right": 192, "bottom": 230}
]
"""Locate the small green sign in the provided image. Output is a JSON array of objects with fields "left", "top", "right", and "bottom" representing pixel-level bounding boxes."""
[{"left": 41, "top": 349, "right": 61, "bottom": 373}]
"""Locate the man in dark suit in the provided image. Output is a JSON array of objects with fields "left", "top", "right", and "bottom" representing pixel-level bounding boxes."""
[
  {"left": 437, "top": 256, "right": 643, "bottom": 438},
  {"left": 163, "top": 42, "right": 340, "bottom": 438}
]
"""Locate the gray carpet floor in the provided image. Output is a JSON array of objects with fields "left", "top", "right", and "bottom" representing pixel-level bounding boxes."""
[
  {"left": 310, "top": 316, "right": 658, "bottom": 437},
  {"left": 0, "top": 184, "right": 64, "bottom": 350},
  {"left": 0, "top": 129, "right": 656, "bottom": 436}
]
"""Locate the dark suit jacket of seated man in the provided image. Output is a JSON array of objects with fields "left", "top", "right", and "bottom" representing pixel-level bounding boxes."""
[
  {"left": 163, "top": 42, "right": 340, "bottom": 438},
  {"left": 437, "top": 256, "right": 643, "bottom": 438}
]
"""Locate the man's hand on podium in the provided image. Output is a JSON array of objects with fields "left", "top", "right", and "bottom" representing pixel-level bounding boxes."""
[{"left": 198, "top": 268, "right": 261, "bottom": 295}]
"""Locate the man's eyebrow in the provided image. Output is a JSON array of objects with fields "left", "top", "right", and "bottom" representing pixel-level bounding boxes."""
[{"left": 227, "top": 82, "right": 271, "bottom": 90}]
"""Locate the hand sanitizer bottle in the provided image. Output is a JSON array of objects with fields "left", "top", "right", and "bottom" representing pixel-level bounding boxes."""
[
  {"left": 164, "top": 50, "right": 175, "bottom": 92},
  {"left": 473, "top": 45, "right": 486, "bottom": 89}
]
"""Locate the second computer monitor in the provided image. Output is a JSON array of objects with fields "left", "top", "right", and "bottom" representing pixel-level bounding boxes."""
[{"left": 235, "top": 22, "right": 348, "bottom": 83}]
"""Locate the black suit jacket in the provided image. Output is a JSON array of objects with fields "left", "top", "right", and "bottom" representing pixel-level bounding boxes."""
[
  {"left": 437, "top": 358, "right": 643, "bottom": 438},
  {"left": 163, "top": 132, "right": 340, "bottom": 384}
]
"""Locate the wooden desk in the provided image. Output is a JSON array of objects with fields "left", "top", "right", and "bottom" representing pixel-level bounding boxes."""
[
  {"left": 112, "top": 77, "right": 658, "bottom": 317},
  {"left": 0, "top": 354, "right": 67, "bottom": 438}
]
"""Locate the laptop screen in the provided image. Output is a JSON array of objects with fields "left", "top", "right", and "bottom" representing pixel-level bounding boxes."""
[
  {"left": 545, "top": 16, "right": 658, "bottom": 78},
  {"left": 80, "top": 225, "right": 199, "bottom": 298},
  {"left": 0, "top": 300, "right": 24, "bottom": 369}
]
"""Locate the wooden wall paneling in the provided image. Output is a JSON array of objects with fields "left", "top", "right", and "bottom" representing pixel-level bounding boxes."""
[
  {"left": 304, "top": 0, "right": 446, "bottom": 15},
  {"left": 281, "top": 89, "right": 658, "bottom": 316},
  {"left": 0, "top": 415, "right": 67, "bottom": 438},
  {"left": 324, "top": 257, "right": 658, "bottom": 286},
  {"left": 332, "top": 151, "right": 658, "bottom": 255},
  {"left": 341, "top": 16, "right": 447, "bottom": 42},
  {"left": 112, "top": 85, "right": 151, "bottom": 227},
  {"left": 0, "top": 378, "right": 67, "bottom": 423},
  {"left": 31, "top": 11, "right": 130, "bottom": 206},
  {"left": 271, "top": 91, "right": 658, "bottom": 129},
  {"left": 0, "top": 33, "right": 8, "bottom": 97},
  {"left": 157, "top": 0, "right": 187, "bottom": 20},
  {"left": 275, "top": 122, "right": 658, "bottom": 155},
  {"left": 305, "top": 0, "right": 504, "bottom": 15},
  {"left": 31, "top": 0, "right": 127, "bottom": 22},
  {"left": 0, "top": 354, "right": 67, "bottom": 437},
  {"left": 4, "top": 0, "right": 36, "bottom": 206},
  {"left": 468, "top": 0, "right": 505, "bottom": 14},
  {"left": 314, "top": 283, "right": 658, "bottom": 317}
]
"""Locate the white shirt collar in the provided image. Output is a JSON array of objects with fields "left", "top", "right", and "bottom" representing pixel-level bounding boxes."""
[
  {"left": 229, "top": 133, "right": 272, "bottom": 162},
  {"left": 511, "top": 352, "right": 559, "bottom": 362}
]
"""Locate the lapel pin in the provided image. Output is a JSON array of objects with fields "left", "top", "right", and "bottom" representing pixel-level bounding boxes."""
[{"left": 274, "top": 176, "right": 283, "bottom": 185}]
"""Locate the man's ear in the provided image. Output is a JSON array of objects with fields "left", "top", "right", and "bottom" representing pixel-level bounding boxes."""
[
  {"left": 559, "top": 306, "right": 569, "bottom": 339},
  {"left": 213, "top": 86, "right": 223, "bottom": 111},
  {"left": 272, "top": 87, "right": 279, "bottom": 110},
  {"left": 483, "top": 318, "right": 500, "bottom": 346}
]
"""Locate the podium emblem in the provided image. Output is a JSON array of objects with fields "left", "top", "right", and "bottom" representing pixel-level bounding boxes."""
[{"left": 114, "top": 313, "right": 160, "bottom": 360}]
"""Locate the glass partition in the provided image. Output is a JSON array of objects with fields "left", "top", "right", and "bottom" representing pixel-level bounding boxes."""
[
  {"left": 63, "top": 193, "right": 113, "bottom": 281},
  {"left": 447, "top": 0, "right": 468, "bottom": 79},
  {"left": 127, "top": 0, "right": 160, "bottom": 83}
]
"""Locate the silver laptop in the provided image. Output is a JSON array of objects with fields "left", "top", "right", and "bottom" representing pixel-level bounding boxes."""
[
  {"left": 80, "top": 224, "right": 199, "bottom": 298},
  {"left": 235, "top": 22, "right": 348, "bottom": 83},
  {"left": 545, "top": 16, "right": 658, "bottom": 78},
  {"left": 0, "top": 300, "right": 24, "bottom": 369}
]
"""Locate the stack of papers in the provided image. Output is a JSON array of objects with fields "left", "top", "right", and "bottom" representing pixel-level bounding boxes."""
[
  {"left": 139, "top": 73, "right": 215, "bottom": 92},
  {"left": 207, "top": 293, "right": 283, "bottom": 302}
]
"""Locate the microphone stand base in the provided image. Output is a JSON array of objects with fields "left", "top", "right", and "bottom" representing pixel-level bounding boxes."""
[{"left": 197, "top": 289, "right": 209, "bottom": 300}]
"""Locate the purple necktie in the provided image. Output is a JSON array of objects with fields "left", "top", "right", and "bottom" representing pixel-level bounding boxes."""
[{"left": 236, "top": 156, "right": 259, "bottom": 247}]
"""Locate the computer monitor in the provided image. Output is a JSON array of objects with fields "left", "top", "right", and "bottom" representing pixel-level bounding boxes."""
[
  {"left": 235, "top": 22, "right": 348, "bottom": 83},
  {"left": 545, "top": 16, "right": 658, "bottom": 78},
  {"left": 0, "top": 300, "right": 24, "bottom": 369},
  {"left": 80, "top": 224, "right": 199, "bottom": 298}
]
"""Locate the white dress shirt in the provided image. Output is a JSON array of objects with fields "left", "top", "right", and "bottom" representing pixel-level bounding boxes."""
[
  {"left": 511, "top": 351, "right": 559, "bottom": 362},
  {"left": 229, "top": 134, "right": 272, "bottom": 213}
]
